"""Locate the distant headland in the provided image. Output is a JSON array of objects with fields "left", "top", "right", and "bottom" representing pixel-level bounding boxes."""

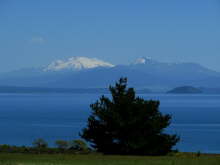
[{"left": 167, "top": 86, "right": 203, "bottom": 94}]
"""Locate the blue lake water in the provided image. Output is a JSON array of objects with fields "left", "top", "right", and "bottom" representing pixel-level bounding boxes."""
[{"left": 0, "top": 93, "right": 220, "bottom": 153}]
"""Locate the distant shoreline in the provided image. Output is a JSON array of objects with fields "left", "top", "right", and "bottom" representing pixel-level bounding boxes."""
[
  {"left": 0, "top": 86, "right": 220, "bottom": 94},
  {"left": 0, "top": 86, "right": 151, "bottom": 94}
]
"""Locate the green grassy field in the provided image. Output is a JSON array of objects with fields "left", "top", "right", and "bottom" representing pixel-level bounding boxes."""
[{"left": 0, "top": 153, "right": 220, "bottom": 165}]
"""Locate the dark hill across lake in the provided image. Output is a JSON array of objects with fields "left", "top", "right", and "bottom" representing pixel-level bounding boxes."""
[{"left": 167, "top": 86, "right": 203, "bottom": 94}]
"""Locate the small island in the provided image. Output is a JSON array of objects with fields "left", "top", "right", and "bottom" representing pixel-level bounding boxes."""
[{"left": 167, "top": 86, "right": 203, "bottom": 94}]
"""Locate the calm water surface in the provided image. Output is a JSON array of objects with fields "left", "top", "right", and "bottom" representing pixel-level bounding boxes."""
[{"left": 0, "top": 93, "right": 220, "bottom": 153}]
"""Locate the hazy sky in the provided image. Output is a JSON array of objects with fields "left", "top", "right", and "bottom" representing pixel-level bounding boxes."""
[{"left": 0, "top": 0, "right": 220, "bottom": 72}]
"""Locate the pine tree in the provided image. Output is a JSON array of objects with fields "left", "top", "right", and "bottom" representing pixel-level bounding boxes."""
[{"left": 80, "top": 78, "right": 179, "bottom": 155}]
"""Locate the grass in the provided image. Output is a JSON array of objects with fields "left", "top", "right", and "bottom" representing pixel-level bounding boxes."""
[{"left": 0, "top": 153, "right": 220, "bottom": 165}]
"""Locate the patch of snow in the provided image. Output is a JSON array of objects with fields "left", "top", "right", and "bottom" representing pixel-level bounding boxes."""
[
  {"left": 133, "top": 57, "right": 156, "bottom": 65},
  {"left": 44, "top": 57, "right": 115, "bottom": 71}
]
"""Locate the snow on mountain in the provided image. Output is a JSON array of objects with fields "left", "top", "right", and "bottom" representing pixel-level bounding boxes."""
[
  {"left": 133, "top": 57, "right": 158, "bottom": 65},
  {"left": 44, "top": 57, "right": 115, "bottom": 71},
  {"left": 1, "top": 56, "right": 220, "bottom": 91}
]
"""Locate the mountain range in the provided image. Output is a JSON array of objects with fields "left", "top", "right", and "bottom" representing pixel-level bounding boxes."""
[{"left": 0, "top": 56, "right": 220, "bottom": 92}]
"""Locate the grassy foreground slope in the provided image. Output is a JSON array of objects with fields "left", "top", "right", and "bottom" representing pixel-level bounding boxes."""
[{"left": 0, "top": 154, "right": 220, "bottom": 165}]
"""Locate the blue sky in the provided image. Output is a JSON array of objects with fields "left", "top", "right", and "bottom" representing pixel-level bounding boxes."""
[{"left": 0, "top": 0, "right": 220, "bottom": 72}]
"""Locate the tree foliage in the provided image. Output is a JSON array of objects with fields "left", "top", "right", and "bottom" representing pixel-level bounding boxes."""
[
  {"left": 32, "top": 138, "right": 48, "bottom": 149},
  {"left": 68, "top": 139, "right": 89, "bottom": 151},
  {"left": 55, "top": 140, "right": 69, "bottom": 150},
  {"left": 81, "top": 78, "right": 179, "bottom": 155}
]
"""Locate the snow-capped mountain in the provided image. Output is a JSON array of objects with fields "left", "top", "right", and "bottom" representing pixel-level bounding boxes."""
[
  {"left": 1, "top": 56, "right": 220, "bottom": 92},
  {"left": 44, "top": 57, "right": 114, "bottom": 71}
]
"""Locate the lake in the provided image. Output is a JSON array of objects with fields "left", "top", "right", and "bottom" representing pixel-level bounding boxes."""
[{"left": 0, "top": 93, "right": 220, "bottom": 153}]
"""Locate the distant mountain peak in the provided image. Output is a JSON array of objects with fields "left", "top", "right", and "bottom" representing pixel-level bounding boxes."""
[
  {"left": 44, "top": 56, "right": 115, "bottom": 71},
  {"left": 133, "top": 57, "right": 157, "bottom": 65}
]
